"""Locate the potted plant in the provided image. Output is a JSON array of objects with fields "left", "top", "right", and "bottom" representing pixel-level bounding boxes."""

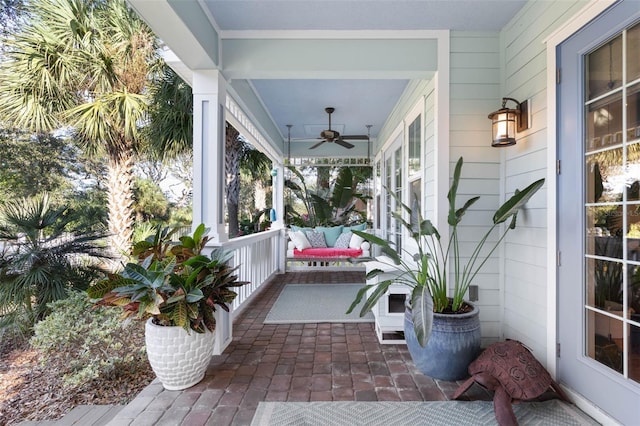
[
  {"left": 88, "top": 224, "right": 248, "bottom": 390},
  {"left": 348, "top": 157, "right": 545, "bottom": 380}
]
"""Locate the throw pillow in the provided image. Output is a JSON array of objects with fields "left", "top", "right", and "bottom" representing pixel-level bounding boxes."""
[
  {"left": 345, "top": 223, "right": 367, "bottom": 233},
  {"left": 349, "top": 232, "right": 366, "bottom": 249},
  {"left": 334, "top": 231, "right": 352, "bottom": 248},
  {"left": 289, "top": 231, "right": 312, "bottom": 251},
  {"left": 291, "top": 225, "right": 313, "bottom": 233},
  {"left": 315, "top": 225, "right": 344, "bottom": 247},
  {"left": 305, "top": 230, "right": 327, "bottom": 248}
]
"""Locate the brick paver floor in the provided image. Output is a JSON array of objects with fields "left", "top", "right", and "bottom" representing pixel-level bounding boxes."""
[{"left": 108, "top": 270, "right": 492, "bottom": 426}]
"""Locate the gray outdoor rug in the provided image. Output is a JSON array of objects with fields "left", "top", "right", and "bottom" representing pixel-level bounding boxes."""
[
  {"left": 264, "top": 284, "right": 374, "bottom": 324},
  {"left": 250, "top": 400, "right": 599, "bottom": 426}
]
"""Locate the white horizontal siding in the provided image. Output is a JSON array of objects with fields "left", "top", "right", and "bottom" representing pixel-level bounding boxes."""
[
  {"left": 499, "top": 0, "right": 589, "bottom": 361},
  {"left": 449, "top": 31, "right": 502, "bottom": 342}
]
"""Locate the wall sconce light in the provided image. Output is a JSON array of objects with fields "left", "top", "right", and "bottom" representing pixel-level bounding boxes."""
[
  {"left": 271, "top": 168, "right": 278, "bottom": 177},
  {"left": 488, "top": 97, "right": 529, "bottom": 147}
]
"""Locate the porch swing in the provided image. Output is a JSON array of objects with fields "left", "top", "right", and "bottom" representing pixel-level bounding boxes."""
[{"left": 283, "top": 125, "right": 373, "bottom": 269}]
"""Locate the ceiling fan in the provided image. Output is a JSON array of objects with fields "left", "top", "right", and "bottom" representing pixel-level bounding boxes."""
[{"left": 310, "top": 107, "right": 369, "bottom": 150}]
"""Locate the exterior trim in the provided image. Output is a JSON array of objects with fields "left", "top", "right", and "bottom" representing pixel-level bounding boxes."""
[{"left": 544, "top": 1, "right": 618, "bottom": 424}]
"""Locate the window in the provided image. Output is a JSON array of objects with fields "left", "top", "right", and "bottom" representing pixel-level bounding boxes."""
[{"left": 408, "top": 115, "right": 421, "bottom": 175}]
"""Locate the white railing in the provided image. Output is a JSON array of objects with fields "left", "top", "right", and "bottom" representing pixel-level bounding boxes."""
[
  {"left": 219, "top": 228, "right": 284, "bottom": 312},
  {"left": 210, "top": 227, "right": 285, "bottom": 355}
]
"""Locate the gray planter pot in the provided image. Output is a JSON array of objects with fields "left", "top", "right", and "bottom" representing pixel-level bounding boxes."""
[{"left": 404, "top": 302, "right": 481, "bottom": 381}]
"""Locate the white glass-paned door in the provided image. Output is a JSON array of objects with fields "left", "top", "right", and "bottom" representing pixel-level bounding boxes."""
[
  {"left": 383, "top": 139, "right": 402, "bottom": 252},
  {"left": 558, "top": 2, "right": 640, "bottom": 423}
]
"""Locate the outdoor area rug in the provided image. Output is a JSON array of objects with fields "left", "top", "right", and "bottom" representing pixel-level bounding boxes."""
[
  {"left": 263, "top": 284, "right": 374, "bottom": 324},
  {"left": 250, "top": 400, "right": 599, "bottom": 426}
]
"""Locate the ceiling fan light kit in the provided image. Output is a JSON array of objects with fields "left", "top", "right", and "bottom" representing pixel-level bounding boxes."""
[{"left": 309, "top": 107, "right": 369, "bottom": 150}]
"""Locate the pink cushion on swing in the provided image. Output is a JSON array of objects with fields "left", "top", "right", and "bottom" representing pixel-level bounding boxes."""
[{"left": 293, "top": 247, "right": 363, "bottom": 258}]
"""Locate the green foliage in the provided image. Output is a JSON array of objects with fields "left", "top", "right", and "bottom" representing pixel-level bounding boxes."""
[
  {"left": 133, "top": 177, "right": 170, "bottom": 223},
  {"left": 146, "top": 66, "right": 193, "bottom": 161},
  {"left": 239, "top": 208, "right": 271, "bottom": 236},
  {"left": 30, "top": 291, "right": 147, "bottom": 387},
  {"left": 64, "top": 187, "right": 108, "bottom": 232},
  {"left": 0, "top": 0, "right": 191, "bottom": 254},
  {"left": 169, "top": 205, "right": 193, "bottom": 227},
  {"left": 88, "top": 224, "right": 249, "bottom": 333},
  {"left": 285, "top": 165, "right": 371, "bottom": 227},
  {"left": 348, "top": 157, "right": 545, "bottom": 346},
  {"left": 0, "top": 129, "right": 76, "bottom": 204},
  {"left": 0, "top": 127, "right": 108, "bottom": 232},
  {"left": 0, "top": 193, "right": 110, "bottom": 332}
]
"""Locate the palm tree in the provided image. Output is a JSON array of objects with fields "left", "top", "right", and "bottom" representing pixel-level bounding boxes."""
[
  {"left": 225, "top": 123, "right": 272, "bottom": 237},
  {"left": 0, "top": 0, "right": 163, "bottom": 257},
  {"left": 0, "top": 193, "right": 110, "bottom": 331},
  {"left": 146, "top": 66, "right": 193, "bottom": 160}
]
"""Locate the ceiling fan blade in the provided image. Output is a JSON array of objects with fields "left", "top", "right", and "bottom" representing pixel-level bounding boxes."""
[
  {"left": 335, "top": 139, "right": 354, "bottom": 149},
  {"left": 310, "top": 140, "right": 327, "bottom": 149},
  {"left": 340, "top": 135, "right": 369, "bottom": 140}
]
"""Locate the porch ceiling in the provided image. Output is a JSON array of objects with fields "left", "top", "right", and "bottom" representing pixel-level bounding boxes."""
[
  {"left": 204, "top": 0, "right": 526, "bottom": 32},
  {"left": 129, "top": 0, "right": 526, "bottom": 158}
]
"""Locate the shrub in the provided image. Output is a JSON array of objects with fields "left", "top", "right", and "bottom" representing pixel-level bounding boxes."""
[
  {"left": 30, "top": 292, "right": 147, "bottom": 387},
  {"left": 0, "top": 193, "right": 110, "bottom": 332}
]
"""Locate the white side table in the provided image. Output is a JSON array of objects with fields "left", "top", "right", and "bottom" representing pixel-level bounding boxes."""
[{"left": 365, "top": 258, "right": 410, "bottom": 344}]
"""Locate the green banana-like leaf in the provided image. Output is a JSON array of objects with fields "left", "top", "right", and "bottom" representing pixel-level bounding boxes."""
[
  {"left": 493, "top": 178, "right": 545, "bottom": 224},
  {"left": 364, "top": 268, "right": 389, "bottom": 280},
  {"left": 410, "top": 196, "right": 422, "bottom": 234},
  {"left": 346, "top": 284, "right": 375, "bottom": 314},
  {"left": 411, "top": 285, "right": 433, "bottom": 347},
  {"left": 332, "top": 167, "right": 354, "bottom": 208},
  {"left": 447, "top": 157, "right": 464, "bottom": 225},
  {"left": 453, "top": 196, "right": 480, "bottom": 225},
  {"left": 310, "top": 194, "right": 333, "bottom": 224},
  {"left": 419, "top": 220, "right": 440, "bottom": 239},
  {"left": 360, "top": 280, "right": 393, "bottom": 316}
]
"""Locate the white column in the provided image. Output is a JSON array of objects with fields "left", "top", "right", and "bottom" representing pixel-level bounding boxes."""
[
  {"left": 271, "top": 161, "right": 285, "bottom": 230},
  {"left": 192, "top": 70, "right": 228, "bottom": 244},
  {"left": 272, "top": 161, "right": 287, "bottom": 272}
]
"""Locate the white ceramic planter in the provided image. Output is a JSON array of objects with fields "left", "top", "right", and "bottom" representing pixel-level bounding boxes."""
[{"left": 145, "top": 318, "right": 215, "bottom": 390}]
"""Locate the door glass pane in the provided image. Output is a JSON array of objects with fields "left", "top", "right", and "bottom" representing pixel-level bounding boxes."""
[
  {"left": 584, "top": 26, "right": 638, "bottom": 377},
  {"left": 587, "top": 258, "right": 623, "bottom": 311},
  {"left": 586, "top": 93, "right": 623, "bottom": 150},
  {"left": 375, "top": 160, "right": 381, "bottom": 229},
  {"left": 631, "top": 322, "right": 640, "bottom": 384},
  {"left": 585, "top": 149, "right": 623, "bottom": 203},
  {"left": 627, "top": 142, "right": 640, "bottom": 257},
  {"left": 408, "top": 115, "right": 421, "bottom": 175},
  {"left": 587, "top": 310, "right": 624, "bottom": 374},
  {"left": 627, "top": 84, "right": 640, "bottom": 143},
  {"left": 385, "top": 157, "right": 391, "bottom": 236},
  {"left": 394, "top": 147, "right": 403, "bottom": 253},
  {"left": 587, "top": 34, "right": 622, "bottom": 101},
  {"left": 627, "top": 23, "right": 640, "bottom": 83}
]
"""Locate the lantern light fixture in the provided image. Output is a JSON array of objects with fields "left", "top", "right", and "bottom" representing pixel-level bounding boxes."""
[{"left": 488, "top": 97, "right": 529, "bottom": 147}]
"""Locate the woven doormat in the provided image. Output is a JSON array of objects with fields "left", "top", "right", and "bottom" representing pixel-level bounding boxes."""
[
  {"left": 263, "top": 284, "right": 374, "bottom": 324},
  {"left": 250, "top": 400, "right": 599, "bottom": 426}
]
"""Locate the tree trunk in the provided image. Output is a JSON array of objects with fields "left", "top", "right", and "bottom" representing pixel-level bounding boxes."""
[
  {"left": 225, "top": 125, "right": 240, "bottom": 238},
  {"left": 106, "top": 149, "right": 134, "bottom": 263},
  {"left": 317, "top": 166, "right": 330, "bottom": 190}
]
